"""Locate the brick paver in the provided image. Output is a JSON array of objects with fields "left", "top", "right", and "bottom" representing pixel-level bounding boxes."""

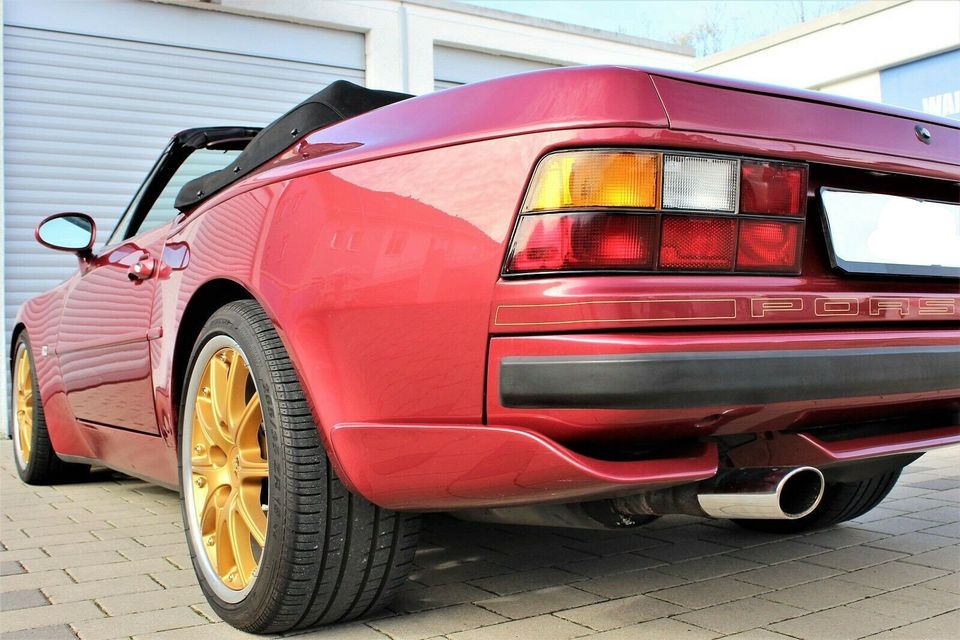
[{"left": 1, "top": 439, "right": 957, "bottom": 639}]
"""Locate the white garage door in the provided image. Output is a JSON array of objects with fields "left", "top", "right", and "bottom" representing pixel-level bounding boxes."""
[
  {"left": 2, "top": 1, "right": 364, "bottom": 369},
  {"left": 434, "top": 45, "right": 560, "bottom": 90}
]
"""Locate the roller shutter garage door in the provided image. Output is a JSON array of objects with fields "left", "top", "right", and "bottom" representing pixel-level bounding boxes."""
[
  {"left": 434, "top": 45, "right": 560, "bottom": 90},
  {"left": 2, "top": 2, "right": 364, "bottom": 373}
]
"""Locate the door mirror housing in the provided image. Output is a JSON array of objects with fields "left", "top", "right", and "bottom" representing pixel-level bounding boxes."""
[{"left": 36, "top": 213, "right": 96, "bottom": 256}]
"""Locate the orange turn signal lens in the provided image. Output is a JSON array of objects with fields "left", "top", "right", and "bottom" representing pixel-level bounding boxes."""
[{"left": 522, "top": 150, "right": 660, "bottom": 212}]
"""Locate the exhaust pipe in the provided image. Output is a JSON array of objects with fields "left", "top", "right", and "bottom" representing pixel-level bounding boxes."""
[
  {"left": 454, "top": 466, "right": 825, "bottom": 529},
  {"left": 611, "top": 466, "right": 825, "bottom": 521},
  {"left": 696, "top": 466, "right": 825, "bottom": 520}
]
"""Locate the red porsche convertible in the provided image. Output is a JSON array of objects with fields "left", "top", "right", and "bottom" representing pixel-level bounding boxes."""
[{"left": 10, "top": 67, "right": 960, "bottom": 633}]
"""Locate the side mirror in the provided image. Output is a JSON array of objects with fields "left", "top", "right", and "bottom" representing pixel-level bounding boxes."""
[{"left": 36, "top": 213, "right": 96, "bottom": 256}]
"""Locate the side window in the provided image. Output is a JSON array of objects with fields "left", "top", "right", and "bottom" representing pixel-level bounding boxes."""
[
  {"left": 105, "top": 142, "right": 171, "bottom": 247},
  {"left": 132, "top": 148, "right": 241, "bottom": 237}
]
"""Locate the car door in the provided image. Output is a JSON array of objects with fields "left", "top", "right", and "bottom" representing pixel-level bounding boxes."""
[{"left": 57, "top": 128, "right": 255, "bottom": 434}]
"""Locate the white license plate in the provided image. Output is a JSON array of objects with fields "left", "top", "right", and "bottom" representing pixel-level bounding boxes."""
[{"left": 820, "top": 188, "right": 960, "bottom": 278}]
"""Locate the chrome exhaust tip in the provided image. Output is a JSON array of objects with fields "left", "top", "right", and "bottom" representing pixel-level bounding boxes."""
[
  {"left": 450, "top": 466, "right": 827, "bottom": 530},
  {"left": 698, "top": 466, "right": 825, "bottom": 520}
]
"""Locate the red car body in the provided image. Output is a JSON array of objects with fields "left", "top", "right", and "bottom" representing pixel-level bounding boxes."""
[{"left": 11, "top": 66, "right": 960, "bottom": 512}]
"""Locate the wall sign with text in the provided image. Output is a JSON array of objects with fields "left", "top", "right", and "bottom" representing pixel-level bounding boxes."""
[{"left": 880, "top": 48, "right": 960, "bottom": 120}]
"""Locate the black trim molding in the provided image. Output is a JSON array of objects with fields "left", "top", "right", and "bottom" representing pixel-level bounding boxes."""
[{"left": 500, "top": 346, "right": 960, "bottom": 409}]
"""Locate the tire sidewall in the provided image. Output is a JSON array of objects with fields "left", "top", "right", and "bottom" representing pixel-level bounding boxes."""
[{"left": 177, "top": 304, "right": 292, "bottom": 627}]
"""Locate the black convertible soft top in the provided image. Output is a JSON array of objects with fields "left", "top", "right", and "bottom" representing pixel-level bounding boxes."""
[{"left": 175, "top": 80, "right": 412, "bottom": 211}]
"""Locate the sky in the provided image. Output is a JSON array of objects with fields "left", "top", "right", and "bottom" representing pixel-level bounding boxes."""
[{"left": 460, "top": 0, "right": 864, "bottom": 56}]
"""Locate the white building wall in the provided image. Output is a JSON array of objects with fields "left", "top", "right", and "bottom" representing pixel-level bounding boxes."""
[
  {"left": 696, "top": 0, "right": 960, "bottom": 102},
  {"left": 434, "top": 46, "right": 557, "bottom": 89},
  {"left": 1, "top": 1, "right": 7, "bottom": 431},
  {"left": 161, "top": 0, "right": 409, "bottom": 90},
  {"left": 214, "top": 0, "right": 693, "bottom": 94},
  {"left": 817, "top": 71, "right": 882, "bottom": 102}
]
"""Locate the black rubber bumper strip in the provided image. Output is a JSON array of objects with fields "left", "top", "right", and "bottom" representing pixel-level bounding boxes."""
[{"left": 499, "top": 345, "right": 960, "bottom": 410}]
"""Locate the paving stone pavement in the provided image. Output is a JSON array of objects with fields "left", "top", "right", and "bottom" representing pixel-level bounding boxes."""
[{"left": 1, "top": 439, "right": 957, "bottom": 640}]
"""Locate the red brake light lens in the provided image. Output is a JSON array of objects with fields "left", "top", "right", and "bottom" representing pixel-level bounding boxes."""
[
  {"left": 505, "top": 213, "right": 657, "bottom": 273},
  {"left": 736, "top": 219, "right": 803, "bottom": 272},
  {"left": 740, "top": 161, "right": 807, "bottom": 216},
  {"left": 659, "top": 216, "right": 736, "bottom": 270},
  {"left": 505, "top": 151, "right": 808, "bottom": 275}
]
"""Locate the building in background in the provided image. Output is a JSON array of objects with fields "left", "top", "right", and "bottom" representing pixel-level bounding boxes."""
[
  {"left": 697, "top": 0, "right": 959, "bottom": 119},
  {"left": 1, "top": 0, "right": 957, "bottom": 427}
]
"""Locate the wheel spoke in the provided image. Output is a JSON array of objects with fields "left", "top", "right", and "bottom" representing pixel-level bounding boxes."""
[
  {"left": 194, "top": 395, "right": 231, "bottom": 453},
  {"left": 235, "top": 488, "right": 268, "bottom": 547},
  {"left": 199, "top": 481, "right": 219, "bottom": 525},
  {"left": 17, "top": 353, "right": 31, "bottom": 391},
  {"left": 235, "top": 394, "right": 262, "bottom": 444},
  {"left": 208, "top": 354, "right": 232, "bottom": 444},
  {"left": 191, "top": 462, "right": 223, "bottom": 493},
  {"left": 191, "top": 458, "right": 216, "bottom": 473},
  {"left": 224, "top": 354, "right": 250, "bottom": 440},
  {"left": 22, "top": 415, "right": 33, "bottom": 456},
  {"left": 198, "top": 485, "right": 222, "bottom": 571},
  {"left": 228, "top": 492, "right": 259, "bottom": 586},
  {"left": 19, "top": 425, "right": 30, "bottom": 458},
  {"left": 215, "top": 492, "right": 239, "bottom": 585},
  {"left": 238, "top": 458, "right": 268, "bottom": 481}
]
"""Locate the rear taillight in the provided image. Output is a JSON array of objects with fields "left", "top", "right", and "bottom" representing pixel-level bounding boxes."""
[
  {"left": 522, "top": 150, "right": 660, "bottom": 211},
  {"left": 504, "top": 149, "right": 807, "bottom": 275},
  {"left": 737, "top": 219, "right": 803, "bottom": 272},
  {"left": 506, "top": 213, "right": 657, "bottom": 272},
  {"left": 740, "top": 160, "right": 807, "bottom": 216},
  {"left": 660, "top": 216, "right": 736, "bottom": 270},
  {"left": 662, "top": 155, "right": 737, "bottom": 212}
]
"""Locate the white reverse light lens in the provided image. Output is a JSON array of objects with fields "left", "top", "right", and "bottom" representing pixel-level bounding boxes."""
[{"left": 662, "top": 155, "right": 738, "bottom": 212}]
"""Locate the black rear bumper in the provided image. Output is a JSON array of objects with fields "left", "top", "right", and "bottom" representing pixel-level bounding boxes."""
[{"left": 499, "top": 345, "right": 960, "bottom": 410}]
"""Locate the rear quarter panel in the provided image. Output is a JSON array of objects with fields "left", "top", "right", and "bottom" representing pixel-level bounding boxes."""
[{"left": 156, "top": 133, "right": 551, "bottom": 456}]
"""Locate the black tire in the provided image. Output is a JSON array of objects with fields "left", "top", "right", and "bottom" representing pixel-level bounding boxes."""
[
  {"left": 734, "top": 468, "right": 902, "bottom": 534},
  {"left": 178, "top": 300, "right": 419, "bottom": 634},
  {"left": 10, "top": 333, "right": 90, "bottom": 485}
]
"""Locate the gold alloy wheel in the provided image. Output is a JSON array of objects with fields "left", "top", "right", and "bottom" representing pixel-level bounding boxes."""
[
  {"left": 14, "top": 347, "right": 34, "bottom": 465},
  {"left": 190, "top": 346, "right": 268, "bottom": 591}
]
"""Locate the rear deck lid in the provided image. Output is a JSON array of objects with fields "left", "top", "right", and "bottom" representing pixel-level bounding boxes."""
[{"left": 649, "top": 71, "right": 960, "bottom": 168}]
